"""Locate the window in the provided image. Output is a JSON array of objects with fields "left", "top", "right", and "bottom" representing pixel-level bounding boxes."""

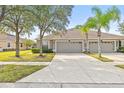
[
  {"left": 8, "top": 43, "right": 10, "bottom": 47},
  {"left": 20, "top": 43, "right": 23, "bottom": 47}
]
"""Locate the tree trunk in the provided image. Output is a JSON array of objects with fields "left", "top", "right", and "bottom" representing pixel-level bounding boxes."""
[
  {"left": 15, "top": 32, "right": 20, "bottom": 57},
  {"left": 39, "top": 38, "right": 43, "bottom": 56},
  {"left": 39, "top": 29, "right": 43, "bottom": 56},
  {"left": 97, "top": 29, "right": 101, "bottom": 57},
  {"left": 85, "top": 32, "right": 89, "bottom": 53}
]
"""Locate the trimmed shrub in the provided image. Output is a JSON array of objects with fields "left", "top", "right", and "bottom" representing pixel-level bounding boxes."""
[
  {"left": 117, "top": 47, "right": 124, "bottom": 53},
  {"left": 32, "top": 48, "right": 53, "bottom": 53},
  {"left": 43, "top": 49, "right": 53, "bottom": 53},
  {"left": 3, "top": 48, "right": 15, "bottom": 51},
  {"left": 31, "top": 48, "right": 40, "bottom": 53}
]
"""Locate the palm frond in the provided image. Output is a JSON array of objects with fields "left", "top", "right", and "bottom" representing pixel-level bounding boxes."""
[
  {"left": 92, "top": 6, "right": 102, "bottom": 19},
  {"left": 118, "top": 22, "right": 124, "bottom": 34}
]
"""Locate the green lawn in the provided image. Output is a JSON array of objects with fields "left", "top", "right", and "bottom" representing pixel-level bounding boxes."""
[
  {"left": 0, "top": 50, "right": 55, "bottom": 62},
  {"left": 0, "top": 65, "right": 45, "bottom": 82},
  {"left": 83, "top": 52, "right": 113, "bottom": 62},
  {"left": 115, "top": 65, "right": 124, "bottom": 69}
]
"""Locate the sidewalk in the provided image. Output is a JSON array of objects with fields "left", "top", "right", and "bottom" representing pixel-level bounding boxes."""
[
  {"left": 0, "top": 62, "right": 50, "bottom": 65},
  {"left": 1, "top": 82, "right": 124, "bottom": 88}
]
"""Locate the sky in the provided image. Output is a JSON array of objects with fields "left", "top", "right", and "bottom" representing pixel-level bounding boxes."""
[{"left": 29, "top": 5, "right": 124, "bottom": 40}]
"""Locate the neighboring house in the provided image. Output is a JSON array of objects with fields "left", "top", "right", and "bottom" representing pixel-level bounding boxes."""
[
  {"left": 0, "top": 32, "right": 26, "bottom": 51},
  {"left": 37, "top": 29, "right": 124, "bottom": 53}
]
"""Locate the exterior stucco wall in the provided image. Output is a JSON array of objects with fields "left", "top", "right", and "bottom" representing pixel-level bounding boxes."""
[
  {"left": 37, "top": 40, "right": 48, "bottom": 48},
  {"left": 0, "top": 33, "right": 26, "bottom": 50},
  {"left": 49, "top": 40, "right": 55, "bottom": 49},
  {"left": 121, "top": 40, "right": 124, "bottom": 47},
  {"left": 0, "top": 40, "right": 26, "bottom": 50}
]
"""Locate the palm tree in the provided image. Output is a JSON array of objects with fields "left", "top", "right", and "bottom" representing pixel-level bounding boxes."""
[
  {"left": 75, "top": 25, "right": 82, "bottom": 29},
  {"left": 80, "top": 24, "right": 89, "bottom": 52},
  {"left": 87, "top": 6, "right": 120, "bottom": 57},
  {"left": 118, "top": 21, "right": 124, "bottom": 34}
]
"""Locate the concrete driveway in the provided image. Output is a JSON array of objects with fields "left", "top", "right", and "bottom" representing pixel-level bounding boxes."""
[
  {"left": 17, "top": 53, "right": 124, "bottom": 84},
  {"left": 103, "top": 53, "right": 124, "bottom": 64}
]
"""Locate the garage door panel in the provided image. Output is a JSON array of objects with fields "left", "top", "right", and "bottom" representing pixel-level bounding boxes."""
[
  {"left": 57, "top": 42, "right": 82, "bottom": 53},
  {"left": 89, "top": 41, "right": 114, "bottom": 53},
  {"left": 89, "top": 42, "right": 98, "bottom": 53},
  {"left": 101, "top": 42, "right": 114, "bottom": 53}
]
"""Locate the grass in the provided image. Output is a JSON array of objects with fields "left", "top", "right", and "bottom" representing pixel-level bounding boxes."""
[
  {"left": 83, "top": 52, "right": 113, "bottom": 62},
  {"left": 0, "top": 65, "right": 45, "bottom": 82},
  {"left": 0, "top": 50, "right": 55, "bottom": 62},
  {"left": 115, "top": 65, "right": 124, "bottom": 69}
]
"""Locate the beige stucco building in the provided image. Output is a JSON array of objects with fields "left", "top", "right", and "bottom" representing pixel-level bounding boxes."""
[
  {"left": 0, "top": 32, "right": 26, "bottom": 51},
  {"left": 37, "top": 29, "right": 124, "bottom": 53}
]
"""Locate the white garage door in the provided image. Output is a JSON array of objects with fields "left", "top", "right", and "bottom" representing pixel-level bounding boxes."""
[
  {"left": 57, "top": 42, "right": 82, "bottom": 53},
  {"left": 89, "top": 41, "right": 114, "bottom": 53}
]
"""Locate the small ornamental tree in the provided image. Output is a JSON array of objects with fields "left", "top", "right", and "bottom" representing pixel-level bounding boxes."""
[{"left": 29, "top": 5, "right": 73, "bottom": 56}]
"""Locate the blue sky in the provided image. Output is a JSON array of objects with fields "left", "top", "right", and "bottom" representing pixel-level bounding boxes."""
[{"left": 30, "top": 5, "right": 124, "bottom": 40}]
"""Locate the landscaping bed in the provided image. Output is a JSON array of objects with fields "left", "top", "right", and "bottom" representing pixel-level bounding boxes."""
[
  {"left": 0, "top": 50, "right": 55, "bottom": 62},
  {"left": 115, "top": 65, "right": 124, "bottom": 69},
  {"left": 83, "top": 52, "right": 113, "bottom": 62},
  {"left": 0, "top": 65, "right": 45, "bottom": 82}
]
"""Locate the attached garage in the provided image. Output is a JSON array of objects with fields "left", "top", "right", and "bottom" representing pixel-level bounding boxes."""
[
  {"left": 89, "top": 41, "right": 114, "bottom": 53},
  {"left": 56, "top": 42, "right": 82, "bottom": 53},
  {"left": 39, "top": 29, "right": 124, "bottom": 53}
]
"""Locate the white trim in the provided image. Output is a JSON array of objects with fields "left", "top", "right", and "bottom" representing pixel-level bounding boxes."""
[
  {"left": 87, "top": 41, "right": 89, "bottom": 51},
  {"left": 82, "top": 40, "right": 84, "bottom": 51},
  {"left": 48, "top": 41, "right": 50, "bottom": 49},
  {"left": 117, "top": 41, "right": 119, "bottom": 49},
  {"left": 114, "top": 40, "right": 117, "bottom": 51},
  {"left": 55, "top": 40, "right": 57, "bottom": 52}
]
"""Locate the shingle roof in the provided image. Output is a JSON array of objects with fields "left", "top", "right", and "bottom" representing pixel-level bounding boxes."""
[{"left": 42, "top": 29, "right": 124, "bottom": 40}]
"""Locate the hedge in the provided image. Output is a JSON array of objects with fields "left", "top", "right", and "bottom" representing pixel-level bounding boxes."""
[{"left": 31, "top": 48, "right": 53, "bottom": 53}]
